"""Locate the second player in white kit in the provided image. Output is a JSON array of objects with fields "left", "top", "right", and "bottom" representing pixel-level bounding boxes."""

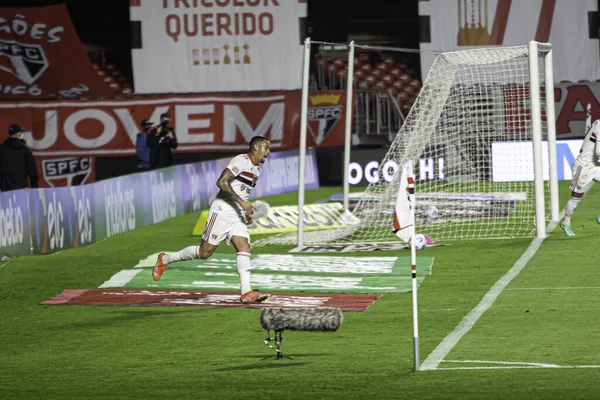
[{"left": 560, "top": 105, "right": 600, "bottom": 236}]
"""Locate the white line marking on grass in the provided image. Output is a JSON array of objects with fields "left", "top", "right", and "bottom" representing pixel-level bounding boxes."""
[
  {"left": 420, "top": 219, "right": 559, "bottom": 371},
  {"left": 507, "top": 287, "right": 600, "bottom": 291},
  {"left": 436, "top": 365, "right": 600, "bottom": 370},
  {"left": 437, "top": 360, "right": 600, "bottom": 370},
  {"left": 0, "top": 261, "right": 10, "bottom": 270},
  {"left": 99, "top": 269, "right": 142, "bottom": 288}
]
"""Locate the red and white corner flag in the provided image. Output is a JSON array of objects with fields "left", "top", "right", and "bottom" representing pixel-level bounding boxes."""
[{"left": 392, "top": 162, "right": 415, "bottom": 243}]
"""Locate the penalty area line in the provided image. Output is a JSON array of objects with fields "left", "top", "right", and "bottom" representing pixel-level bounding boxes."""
[{"left": 420, "top": 218, "right": 560, "bottom": 372}]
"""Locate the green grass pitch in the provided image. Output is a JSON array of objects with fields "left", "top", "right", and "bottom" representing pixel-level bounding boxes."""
[{"left": 1, "top": 181, "right": 600, "bottom": 399}]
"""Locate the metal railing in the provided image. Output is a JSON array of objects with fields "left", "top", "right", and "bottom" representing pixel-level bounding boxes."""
[{"left": 353, "top": 89, "right": 405, "bottom": 141}]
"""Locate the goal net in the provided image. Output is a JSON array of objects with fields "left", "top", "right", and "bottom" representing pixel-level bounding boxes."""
[{"left": 296, "top": 42, "right": 557, "bottom": 246}]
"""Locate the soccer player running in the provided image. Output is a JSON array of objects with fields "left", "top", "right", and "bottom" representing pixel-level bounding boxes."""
[
  {"left": 152, "top": 136, "right": 271, "bottom": 303},
  {"left": 560, "top": 104, "right": 600, "bottom": 236}
]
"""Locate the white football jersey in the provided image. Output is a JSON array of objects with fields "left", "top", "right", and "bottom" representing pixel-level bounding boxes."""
[
  {"left": 576, "top": 120, "right": 600, "bottom": 167},
  {"left": 226, "top": 153, "right": 261, "bottom": 201}
]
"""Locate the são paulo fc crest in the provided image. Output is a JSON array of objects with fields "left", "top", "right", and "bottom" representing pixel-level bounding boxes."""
[
  {"left": 307, "top": 93, "right": 343, "bottom": 145},
  {"left": 42, "top": 157, "right": 93, "bottom": 187},
  {"left": 0, "top": 40, "right": 49, "bottom": 85}
]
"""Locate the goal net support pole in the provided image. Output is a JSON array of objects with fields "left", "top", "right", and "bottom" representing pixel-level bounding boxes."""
[
  {"left": 542, "top": 44, "right": 559, "bottom": 224},
  {"left": 298, "top": 39, "right": 352, "bottom": 247},
  {"left": 529, "top": 41, "right": 558, "bottom": 237},
  {"left": 343, "top": 41, "right": 355, "bottom": 212},
  {"left": 297, "top": 37, "right": 312, "bottom": 248}
]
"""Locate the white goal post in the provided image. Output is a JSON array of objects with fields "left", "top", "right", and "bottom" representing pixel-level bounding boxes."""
[{"left": 297, "top": 40, "right": 559, "bottom": 247}]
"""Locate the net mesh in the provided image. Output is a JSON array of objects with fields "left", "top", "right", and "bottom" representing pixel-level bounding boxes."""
[{"left": 289, "top": 44, "right": 551, "bottom": 246}]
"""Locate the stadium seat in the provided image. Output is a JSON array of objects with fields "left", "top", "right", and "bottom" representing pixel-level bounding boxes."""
[
  {"left": 409, "top": 79, "right": 421, "bottom": 89},
  {"left": 399, "top": 73, "right": 411, "bottom": 83},
  {"left": 364, "top": 75, "right": 377, "bottom": 87},
  {"left": 389, "top": 67, "right": 403, "bottom": 77},
  {"left": 361, "top": 63, "right": 373, "bottom": 73},
  {"left": 333, "top": 58, "right": 345, "bottom": 68},
  {"left": 375, "top": 62, "right": 388, "bottom": 73}
]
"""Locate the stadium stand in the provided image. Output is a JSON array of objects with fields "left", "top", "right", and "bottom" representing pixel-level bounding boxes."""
[{"left": 312, "top": 48, "right": 420, "bottom": 142}]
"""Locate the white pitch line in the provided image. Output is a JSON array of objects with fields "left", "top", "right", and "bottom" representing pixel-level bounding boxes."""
[
  {"left": 507, "top": 287, "right": 600, "bottom": 291},
  {"left": 420, "top": 219, "right": 559, "bottom": 371},
  {"left": 99, "top": 269, "right": 142, "bottom": 288},
  {"left": 436, "top": 365, "right": 600, "bottom": 370},
  {"left": 0, "top": 261, "right": 10, "bottom": 270},
  {"left": 442, "top": 359, "right": 599, "bottom": 368}
]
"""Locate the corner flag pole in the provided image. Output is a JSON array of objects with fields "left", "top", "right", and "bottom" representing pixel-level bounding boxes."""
[
  {"left": 392, "top": 162, "right": 420, "bottom": 371},
  {"left": 406, "top": 163, "right": 420, "bottom": 371}
]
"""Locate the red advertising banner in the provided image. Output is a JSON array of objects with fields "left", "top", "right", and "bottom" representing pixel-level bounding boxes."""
[
  {"left": 0, "top": 91, "right": 349, "bottom": 187},
  {"left": 0, "top": 4, "right": 117, "bottom": 98}
]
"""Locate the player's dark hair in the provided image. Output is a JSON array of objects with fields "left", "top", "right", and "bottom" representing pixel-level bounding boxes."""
[{"left": 249, "top": 135, "right": 269, "bottom": 151}]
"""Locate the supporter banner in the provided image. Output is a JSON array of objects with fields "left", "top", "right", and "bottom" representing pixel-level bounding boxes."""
[
  {"left": 0, "top": 4, "right": 116, "bottom": 98},
  {"left": 419, "top": 0, "right": 600, "bottom": 82},
  {"left": 130, "top": 0, "right": 306, "bottom": 93},
  {"left": 0, "top": 189, "right": 31, "bottom": 259},
  {"left": 555, "top": 82, "right": 600, "bottom": 138},
  {"left": 0, "top": 91, "right": 347, "bottom": 187}
]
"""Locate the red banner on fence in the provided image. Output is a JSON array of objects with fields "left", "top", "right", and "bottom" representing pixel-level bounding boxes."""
[
  {"left": 0, "top": 91, "right": 349, "bottom": 186},
  {"left": 0, "top": 4, "right": 117, "bottom": 98}
]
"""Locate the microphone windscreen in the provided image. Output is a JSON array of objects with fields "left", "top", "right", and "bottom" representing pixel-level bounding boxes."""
[{"left": 260, "top": 307, "right": 343, "bottom": 332}]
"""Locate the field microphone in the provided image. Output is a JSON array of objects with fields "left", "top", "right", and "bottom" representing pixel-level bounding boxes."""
[
  {"left": 259, "top": 308, "right": 343, "bottom": 360},
  {"left": 260, "top": 307, "right": 343, "bottom": 332}
]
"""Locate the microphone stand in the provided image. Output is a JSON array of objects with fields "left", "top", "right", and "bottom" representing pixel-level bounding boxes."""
[{"left": 262, "top": 329, "right": 293, "bottom": 360}]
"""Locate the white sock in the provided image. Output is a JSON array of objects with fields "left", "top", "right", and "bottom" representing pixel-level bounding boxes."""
[
  {"left": 563, "top": 196, "right": 582, "bottom": 226},
  {"left": 163, "top": 246, "right": 199, "bottom": 264},
  {"left": 236, "top": 252, "right": 252, "bottom": 295}
]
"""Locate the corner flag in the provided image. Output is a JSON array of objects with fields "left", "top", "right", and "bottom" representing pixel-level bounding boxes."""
[{"left": 392, "top": 162, "right": 415, "bottom": 243}]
